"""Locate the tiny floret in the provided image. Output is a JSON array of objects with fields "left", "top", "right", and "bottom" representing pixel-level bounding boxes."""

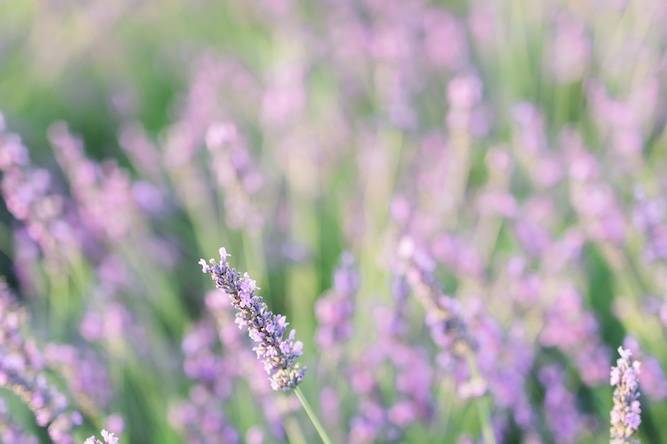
[{"left": 84, "top": 430, "right": 119, "bottom": 444}]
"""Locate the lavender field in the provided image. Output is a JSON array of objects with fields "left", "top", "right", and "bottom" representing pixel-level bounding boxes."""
[{"left": 1, "top": 0, "right": 666, "bottom": 443}]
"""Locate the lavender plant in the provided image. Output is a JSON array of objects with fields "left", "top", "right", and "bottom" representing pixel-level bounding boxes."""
[
  {"left": 610, "top": 347, "right": 642, "bottom": 444},
  {"left": 199, "top": 248, "right": 305, "bottom": 392},
  {"left": 200, "top": 247, "right": 331, "bottom": 443}
]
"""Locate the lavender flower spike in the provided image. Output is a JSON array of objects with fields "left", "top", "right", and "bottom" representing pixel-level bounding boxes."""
[
  {"left": 84, "top": 430, "right": 119, "bottom": 444},
  {"left": 610, "top": 347, "right": 642, "bottom": 444},
  {"left": 199, "top": 248, "right": 305, "bottom": 391}
]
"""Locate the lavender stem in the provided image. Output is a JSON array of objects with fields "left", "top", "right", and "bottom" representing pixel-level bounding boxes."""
[{"left": 294, "top": 387, "right": 333, "bottom": 444}]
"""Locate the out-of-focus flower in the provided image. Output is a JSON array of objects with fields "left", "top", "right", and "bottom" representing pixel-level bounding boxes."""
[
  {"left": 0, "top": 117, "right": 80, "bottom": 257},
  {"left": 49, "top": 122, "right": 140, "bottom": 242},
  {"left": 622, "top": 337, "right": 667, "bottom": 401},
  {"left": 315, "top": 252, "right": 359, "bottom": 350},
  {"left": 0, "top": 280, "right": 82, "bottom": 444},
  {"left": 539, "top": 365, "right": 586, "bottom": 443},
  {"left": 315, "top": 252, "right": 359, "bottom": 430},
  {"left": 547, "top": 14, "right": 591, "bottom": 83},
  {"left": 540, "top": 286, "right": 610, "bottom": 385},
  {"left": 610, "top": 347, "right": 642, "bottom": 443},
  {"left": 246, "top": 426, "right": 264, "bottom": 444},
  {"left": 170, "top": 385, "right": 239, "bottom": 444},
  {"left": 44, "top": 344, "right": 113, "bottom": 413},
  {"left": 104, "top": 414, "right": 125, "bottom": 436},
  {"left": 170, "top": 315, "right": 237, "bottom": 444},
  {"left": 472, "top": 311, "right": 535, "bottom": 430},
  {"left": 422, "top": 9, "right": 468, "bottom": 70},
  {"left": 347, "top": 274, "right": 436, "bottom": 444},
  {"left": 632, "top": 190, "right": 667, "bottom": 263},
  {"left": 200, "top": 248, "right": 305, "bottom": 391},
  {"left": 118, "top": 123, "right": 162, "bottom": 182},
  {"left": 205, "top": 122, "right": 264, "bottom": 230},
  {"left": 396, "top": 237, "right": 476, "bottom": 370}
]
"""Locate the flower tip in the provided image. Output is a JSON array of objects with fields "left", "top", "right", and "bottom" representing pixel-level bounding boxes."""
[
  {"left": 101, "top": 429, "right": 119, "bottom": 444},
  {"left": 198, "top": 258, "right": 209, "bottom": 273},
  {"left": 618, "top": 346, "right": 632, "bottom": 359},
  {"left": 218, "top": 247, "right": 230, "bottom": 262}
]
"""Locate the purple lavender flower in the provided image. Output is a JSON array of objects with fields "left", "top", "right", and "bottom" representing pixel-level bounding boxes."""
[
  {"left": 84, "top": 430, "right": 119, "bottom": 444},
  {"left": 118, "top": 122, "right": 163, "bottom": 182},
  {"left": 173, "top": 290, "right": 296, "bottom": 442},
  {"left": 206, "top": 291, "right": 298, "bottom": 439},
  {"left": 539, "top": 365, "right": 585, "bottom": 443},
  {"left": 396, "top": 236, "right": 476, "bottom": 363},
  {"left": 632, "top": 190, "right": 667, "bottom": 263},
  {"left": 471, "top": 308, "right": 535, "bottom": 430},
  {"left": 547, "top": 13, "right": 590, "bottom": 83},
  {"left": 43, "top": 343, "right": 113, "bottom": 413},
  {"left": 623, "top": 337, "right": 667, "bottom": 401},
  {"left": 170, "top": 314, "right": 238, "bottom": 444},
  {"left": 610, "top": 347, "right": 642, "bottom": 443},
  {"left": 315, "top": 252, "right": 359, "bottom": 433},
  {"left": 540, "top": 286, "right": 610, "bottom": 385},
  {"left": 199, "top": 247, "right": 305, "bottom": 391},
  {"left": 205, "top": 122, "right": 265, "bottom": 231},
  {"left": 49, "top": 122, "right": 139, "bottom": 242},
  {"left": 0, "top": 280, "right": 82, "bottom": 444},
  {"left": 0, "top": 119, "right": 80, "bottom": 257},
  {"left": 315, "top": 252, "right": 359, "bottom": 350},
  {"left": 170, "top": 385, "right": 239, "bottom": 444}
]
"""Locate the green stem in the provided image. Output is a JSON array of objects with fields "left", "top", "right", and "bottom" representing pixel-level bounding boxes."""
[
  {"left": 476, "top": 394, "right": 496, "bottom": 444},
  {"left": 294, "top": 387, "right": 333, "bottom": 444},
  {"left": 466, "top": 353, "right": 496, "bottom": 444}
]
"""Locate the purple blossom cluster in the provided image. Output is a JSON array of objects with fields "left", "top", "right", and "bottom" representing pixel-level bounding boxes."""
[
  {"left": 172, "top": 289, "right": 298, "bottom": 443},
  {"left": 315, "top": 253, "right": 360, "bottom": 435},
  {"left": 610, "top": 347, "right": 642, "bottom": 443},
  {"left": 315, "top": 252, "right": 359, "bottom": 351},
  {"left": 632, "top": 190, "right": 667, "bottom": 263},
  {"left": 540, "top": 286, "right": 610, "bottom": 385},
  {"left": 206, "top": 122, "right": 265, "bottom": 231},
  {"left": 43, "top": 343, "right": 114, "bottom": 418},
  {"left": 347, "top": 307, "right": 435, "bottom": 444},
  {"left": 49, "top": 122, "right": 139, "bottom": 243},
  {"left": 207, "top": 291, "right": 299, "bottom": 439},
  {"left": 200, "top": 248, "right": 305, "bottom": 392},
  {"left": 0, "top": 115, "right": 80, "bottom": 258},
  {"left": 396, "top": 237, "right": 477, "bottom": 387},
  {"left": 0, "top": 281, "right": 82, "bottom": 444},
  {"left": 539, "top": 365, "right": 587, "bottom": 443},
  {"left": 170, "top": 317, "right": 239, "bottom": 444},
  {"left": 170, "top": 385, "right": 239, "bottom": 444}
]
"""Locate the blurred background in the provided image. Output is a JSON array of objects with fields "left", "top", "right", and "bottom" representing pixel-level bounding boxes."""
[{"left": 1, "top": 0, "right": 667, "bottom": 443}]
